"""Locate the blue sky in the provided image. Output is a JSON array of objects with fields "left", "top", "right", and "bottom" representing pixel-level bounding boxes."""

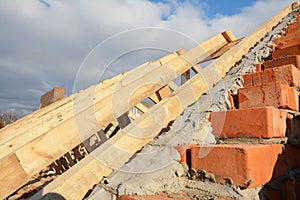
[
  {"left": 150, "top": 0, "right": 256, "bottom": 17},
  {"left": 0, "top": 0, "right": 295, "bottom": 116},
  {"left": 200, "top": 0, "right": 255, "bottom": 16}
]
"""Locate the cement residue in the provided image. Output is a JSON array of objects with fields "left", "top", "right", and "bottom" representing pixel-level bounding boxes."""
[
  {"left": 87, "top": 147, "right": 185, "bottom": 198},
  {"left": 86, "top": 6, "right": 300, "bottom": 199},
  {"left": 184, "top": 180, "right": 242, "bottom": 199},
  {"left": 179, "top": 180, "right": 263, "bottom": 200},
  {"left": 218, "top": 137, "right": 287, "bottom": 145},
  {"left": 112, "top": 161, "right": 185, "bottom": 196}
]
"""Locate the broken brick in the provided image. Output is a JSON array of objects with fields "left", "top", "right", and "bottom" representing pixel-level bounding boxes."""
[
  {"left": 238, "top": 82, "right": 298, "bottom": 111},
  {"left": 272, "top": 44, "right": 300, "bottom": 60},
  {"left": 211, "top": 106, "right": 287, "bottom": 138},
  {"left": 262, "top": 64, "right": 300, "bottom": 87},
  {"left": 189, "top": 144, "right": 283, "bottom": 188},
  {"left": 264, "top": 55, "right": 300, "bottom": 70}
]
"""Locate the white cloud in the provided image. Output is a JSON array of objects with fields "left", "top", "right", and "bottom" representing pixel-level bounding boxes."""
[
  {"left": 208, "top": 0, "right": 295, "bottom": 38},
  {"left": 0, "top": 0, "right": 295, "bottom": 116}
]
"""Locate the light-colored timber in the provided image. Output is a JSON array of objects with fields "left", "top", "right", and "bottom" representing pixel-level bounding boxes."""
[{"left": 0, "top": 29, "right": 239, "bottom": 199}]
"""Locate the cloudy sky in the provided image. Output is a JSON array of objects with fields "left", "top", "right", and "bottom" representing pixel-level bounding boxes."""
[{"left": 0, "top": 0, "right": 295, "bottom": 116}]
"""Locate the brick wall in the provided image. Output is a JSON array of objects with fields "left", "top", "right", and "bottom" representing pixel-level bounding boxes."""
[{"left": 174, "top": 13, "right": 300, "bottom": 199}]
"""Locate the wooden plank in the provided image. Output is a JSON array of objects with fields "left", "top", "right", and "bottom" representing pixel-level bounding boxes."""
[
  {"left": 0, "top": 48, "right": 188, "bottom": 198},
  {"left": 0, "top": 53, "right": 176, "bottom": 158},
  {"left": 0, "top": 96, "right": 72, "bottom": 140},
  {"left": 0, "top": 72, "right": 125, "bottom": 147},
  {"left": 0, "top": 154, "right": 29, "bottom": 199},
  {"left": 29, "top": 155, "right": 113, "bottom": 200},
  {"left": 148, "top": 94, "right": 160, "bottom": 103},
  {"left": 31, "top": 3, "right": 298, "bottom": 199},
  {"left": 191, "top": 64, "right": 202, "bottom": 73},
  {"left": 0, "top": 29, "right": 241, "bottom": 198},
  {"left": 181, "top": 70, "right": 191, "bottom": 84},
  {"left": 0, "top": 71, "right": 125, "bottom": 141},
  {"left": 157, "top": 86, "right": 172, "bottom": 100},
  {"left": 1, "top": 56, "right": 172, "bottom": 148},
  {"left": 135, "top": 103, "right": 148, "bottom": 113},
  {"left": 0, "top": 73, "right": 125, "bottom": 158},
  {"left": 13, "top": 57, "right": 192, "bottom": 175},
  {"left": 149, "top": 86, "right": 172, "bottom": 103},
  {"left": 128, "top": 111, "right": 138, "bottom": 120},
  {"left": 211, "top": 2, "right": 298, "bottom": 78},
  {"left": 0, "top": 73, "right": 123, "bottom": 142},
  {"left": 221, "top": 29, "right": 237, "bottom": 42},
  {"left": 0, "top": 30, "right": 232, "bottom": 158},
  {"left": 167, "top": 81, "right": 179, "bottom": 91},
  {"left": 182, "top": 33, "right": 228, "bottom": 65},
  {"left": 29, "top": 68, "right": 208, "bottom": 200},
  {"left": 183, "top": 30, "right": 238, "bottom": 64},
  {"left": 91, "top": 31, "right": 236, "bottom": 127},
  {"left": 155, "top": 51, "right": 179, "bottom": 64},
  {"left": 210, "top": 39, "right": 242, "bottom": 60}
]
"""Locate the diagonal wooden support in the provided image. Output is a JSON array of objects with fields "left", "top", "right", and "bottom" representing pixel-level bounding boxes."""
[
  {"left": 0, "top": 28, "right": 241, "bottom": 198},
  {"left": 135, "top": 103, "right": 149, "bottom": 113}
]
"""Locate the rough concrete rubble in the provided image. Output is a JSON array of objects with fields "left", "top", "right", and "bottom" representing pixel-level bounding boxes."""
[{"left": 86, "top": 7, "right": 299, "bottom": 200}]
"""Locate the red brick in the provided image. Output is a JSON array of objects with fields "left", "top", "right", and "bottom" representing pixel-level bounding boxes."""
[
  {"left": 211, "top": 107, "right": 287, "bottom": 138},
  {"left": 118, "top": 194, "right": 190, "bottom": 200},
  {"left": 262, "top": 64, "right": 300, "bottom": 87},
  {"left": 255, "top": 63, "right": 262, "bottom": 72},
  {"left": 282, "top": 29, "right": 300, "bottom": 42},
  {"left": 281, "top": 20, "right": 300, "bottom": 35},
  {"left": 242, "top": 73, "right": 254, "bottom": 88},
  {"left": 189, "top": 144, "right": 283, "bottom": 188},
  {"left": 251, "top": 72, "right": 262, "bottom": 87},
  {"left": 283, "top": 22, "right": 300, "bottom": 35},
  {"left": 264, "top": 55, "right": 300, "bottom": 70},
  {"left": 276, "top": 37, "right": 300, "bottom": 49},
  {"left": 274, "top": 30, "right": 300, "bottom": 45},
  {"left": 243, "top": 64, "right": 300, "bottom": 87},
  {"left": 238, "top": 82, "right": 298, "bottom": 111},
  {"left": 272, "top": 44, "right": 300, "bottom": 60}
]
